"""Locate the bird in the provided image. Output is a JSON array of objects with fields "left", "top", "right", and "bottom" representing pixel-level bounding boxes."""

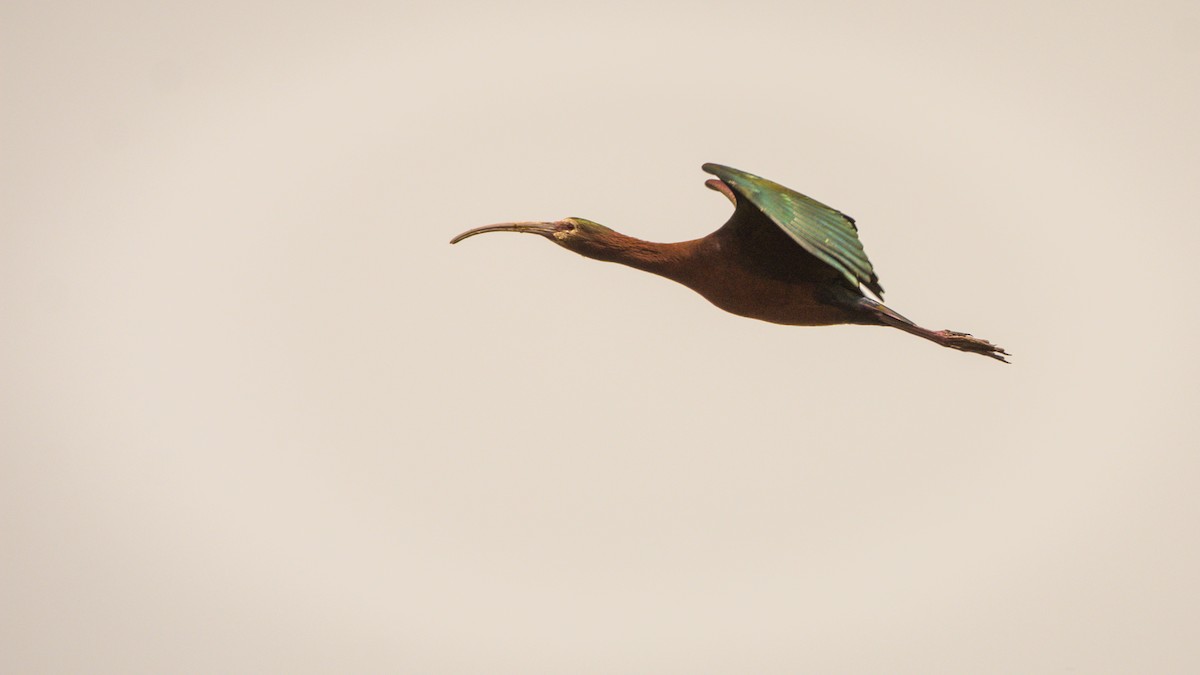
[{"left": 450, "top": 163, "right": 1008, "bottom": 362}]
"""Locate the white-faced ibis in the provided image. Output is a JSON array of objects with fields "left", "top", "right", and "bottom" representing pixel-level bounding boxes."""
[{"left": 451, "top": 164, "right": 1008, "bottom": 362}]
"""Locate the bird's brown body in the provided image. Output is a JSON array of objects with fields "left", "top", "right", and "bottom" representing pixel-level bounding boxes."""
[
  {"left": 585, "top": 230, "right": 862, "bottom": 327},
  {"left": 451, "top": 164, "right": 1007, "bottom": 361},
  {"left": 688, "top": 259, "right": 863, "bottom": 327}
]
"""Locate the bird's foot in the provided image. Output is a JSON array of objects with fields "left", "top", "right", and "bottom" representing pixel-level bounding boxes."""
[{"left": 934, "top": 330, "right": 1010, "bottom": 363}]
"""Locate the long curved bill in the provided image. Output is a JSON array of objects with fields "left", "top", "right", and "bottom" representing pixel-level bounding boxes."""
[{"left": 449, "top": 221, "right": 559, "bottom": 244}]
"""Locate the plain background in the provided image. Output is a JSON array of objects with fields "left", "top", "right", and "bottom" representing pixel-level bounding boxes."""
[{"left": 3, "top": 1, "right": 1198, "bottom": 672}]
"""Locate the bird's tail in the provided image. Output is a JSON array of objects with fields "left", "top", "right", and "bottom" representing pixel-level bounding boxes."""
[{"left": 861, "top": 298, "right": 1009, "bottom": 363}]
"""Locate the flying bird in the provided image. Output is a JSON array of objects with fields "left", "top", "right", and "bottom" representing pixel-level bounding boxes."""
[{"left": 451, "top": 163, "right": 1007, "bottom": 362}]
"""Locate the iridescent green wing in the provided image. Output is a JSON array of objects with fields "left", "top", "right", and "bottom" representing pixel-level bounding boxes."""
[{"left": 702, "top": 163, "right": 883, "bottom": 298}]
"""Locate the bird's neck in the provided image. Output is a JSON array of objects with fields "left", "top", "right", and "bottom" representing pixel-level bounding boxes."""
[{"left": 581, "top": 231, "right": 704, "bottom": 282}]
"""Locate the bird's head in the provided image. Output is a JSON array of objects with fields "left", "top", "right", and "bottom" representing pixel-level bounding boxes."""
[{"left": 450, "top": 217, "right": 622, "bottom": 259}]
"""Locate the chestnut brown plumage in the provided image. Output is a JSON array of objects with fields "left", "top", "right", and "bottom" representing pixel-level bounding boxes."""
[{"left": 451, "top": 163, "right": 1007, "bottom": 362}]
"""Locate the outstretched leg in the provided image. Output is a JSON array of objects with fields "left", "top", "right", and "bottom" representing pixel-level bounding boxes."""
[{"left": 858, "top": 297, "right": 1009, "bottom": 362}]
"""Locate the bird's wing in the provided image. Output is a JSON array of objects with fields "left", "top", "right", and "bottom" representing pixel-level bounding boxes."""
[{"left": 702, "top": 163, "right": 883, "bottom": 298}]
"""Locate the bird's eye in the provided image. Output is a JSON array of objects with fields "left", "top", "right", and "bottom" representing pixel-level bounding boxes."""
[{"left": 556, "top": 221, "right": 576, "bottom": 233}]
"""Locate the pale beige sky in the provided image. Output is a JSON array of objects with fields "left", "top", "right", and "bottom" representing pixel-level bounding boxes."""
[{"left": 3, "top": 1, "right": 1199, "bottom": 672}]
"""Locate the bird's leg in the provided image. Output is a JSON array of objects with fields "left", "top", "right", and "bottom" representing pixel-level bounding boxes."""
[{"left": 854, "top": 296, "right": 1009, "bottom": 362}]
